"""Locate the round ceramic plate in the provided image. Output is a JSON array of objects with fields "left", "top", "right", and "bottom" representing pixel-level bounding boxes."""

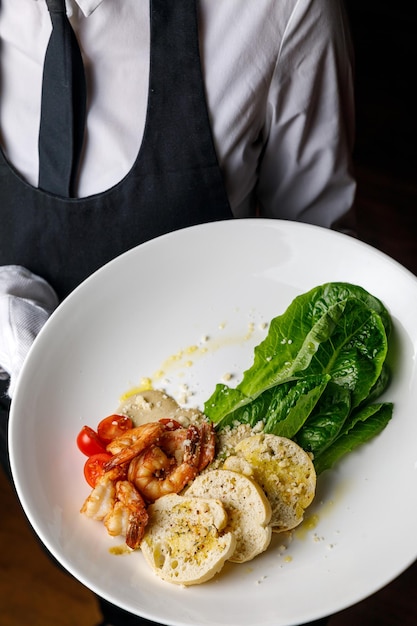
[{"left": 9, "top": 219, "right": 417, "bottom": 625}]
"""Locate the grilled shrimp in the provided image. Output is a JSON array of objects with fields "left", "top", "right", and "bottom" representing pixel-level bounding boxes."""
[
  {"left": 81, "top": 418, "right": 216, "bottom": 546},
  {"left": 158, "top": 421, "right": 215, "bottom": 471},
  {"left": 80, "top": 467, "right": 124, "bottom": 520},
  {"left": 128, "top": 423, "right": 215, "bottom": 502},
  {"left": 104, "top": 421, "right": 165, "bottom": 470},
  {"left": 81, "top": 468, "right": 148, "bottom": 549},
  {"left": 105, "top": 480, "right": 149, "bottom": 549}
]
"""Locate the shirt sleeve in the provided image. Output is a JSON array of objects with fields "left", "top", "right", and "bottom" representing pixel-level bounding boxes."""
[
  {"left": 257, "top": 0, "right": 356, "bottom": 229},
  {"left": 0, "top": 266, "right": 58, "bottom": 397}
]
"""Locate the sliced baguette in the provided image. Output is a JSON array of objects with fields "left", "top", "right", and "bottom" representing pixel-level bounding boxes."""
[
  {"left": 140, "top": 493, "right": 235, "bottom": 585},
  {"left": 186, "top": 469, "right": 272, "bottom": 563},
  {"left": 224, "top": 434, "right": 316, "bottom": 532}
]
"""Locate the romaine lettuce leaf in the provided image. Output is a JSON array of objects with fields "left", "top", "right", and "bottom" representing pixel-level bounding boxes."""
[
  {"left": 313, "top": 403, "right": 393, "bottom": 474},
  {"left": 262, "top": 374, "right": 330, "bottom": 438},
  {"left": 204, "top": 282, "right": 394, "bottom": 472},
  {"left": 211, "top": 374, "right": 331, "bottom": 438},
  {"left": 205, "top": 283, "right": 389, "bottom": 422},
  {"left": 294, "top": 382, "right": 351, "bottom": 456}
]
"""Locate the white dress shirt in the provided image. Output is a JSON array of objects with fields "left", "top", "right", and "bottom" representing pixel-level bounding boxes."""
[{"left": 0, "top": 0, "right": 355, "bottom": 225}]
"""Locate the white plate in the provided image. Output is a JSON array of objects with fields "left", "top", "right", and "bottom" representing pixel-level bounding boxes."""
[{"left": 9, "top": 219, "right": 417, "bottom": 626}]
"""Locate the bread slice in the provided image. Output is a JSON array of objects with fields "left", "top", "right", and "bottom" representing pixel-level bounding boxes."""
[
  {"left": 186, "top": 469, "right": 272, "bottom": 563},
  {"left": 140, "top": 493, "right": 236, "bottom": 585},
  {"left": 224, "top": 434, "right": 316, "bottom": 532}
]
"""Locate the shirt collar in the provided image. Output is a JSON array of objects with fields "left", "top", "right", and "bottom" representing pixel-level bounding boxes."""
[
  {"left": 73, "top": 0, "right": 105, "bottom": 17},
  {"left": 34, "top": 0, "right": 105, "bottom": 18}
]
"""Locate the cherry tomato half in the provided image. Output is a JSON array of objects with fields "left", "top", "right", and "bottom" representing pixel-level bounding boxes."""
[
  {"left": 83, "top": 453, "right": 113, "bottom": 488},
  {"left": 97, "top": 414, "right": 133, "bottom": 444},
  {"left": 76, "top": 425, "right": 107, "bottom": 456}
]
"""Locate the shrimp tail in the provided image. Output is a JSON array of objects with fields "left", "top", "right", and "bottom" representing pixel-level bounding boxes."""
[
  {"left": 183, "top": 424, "right": 201, "bottom": 468},
  {"left": 183, "top": 422, "right": 215, "bottom": 471},
  {"left": 126, "top": 509, "right": 149, "bottom": 549},
  {"left": 115, "top": 479, "right": 149, "bottom": 549},
  {"left": 198, "top": 421, "right": 216, "bottom": 471}
]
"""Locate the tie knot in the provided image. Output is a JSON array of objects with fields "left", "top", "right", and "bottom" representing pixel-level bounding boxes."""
[{"left": 46, "top": 0, "right": 66, "bottom": 13}]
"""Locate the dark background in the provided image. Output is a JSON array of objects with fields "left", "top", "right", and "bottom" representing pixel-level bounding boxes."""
[{"left": 346, "top": 0, "right": 417, "bottom": 274}]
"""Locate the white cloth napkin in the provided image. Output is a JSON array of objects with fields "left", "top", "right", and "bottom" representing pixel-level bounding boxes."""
[{"left": 0, "top": 266, "right": 59, "bottom": 398}]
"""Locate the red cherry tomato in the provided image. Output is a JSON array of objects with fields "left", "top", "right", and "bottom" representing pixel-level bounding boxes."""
[
  {"left": 76, "top": 425, "right": 107, "bottom": 456},
  {"left": 158, "top": 418, "right": 182, "bottom": 430},
  {"left": 83, "top": 453, "right": 113, "bottom": 488},
  {"left": 97, "top": 414, "right": 134, "bottom": 444}
]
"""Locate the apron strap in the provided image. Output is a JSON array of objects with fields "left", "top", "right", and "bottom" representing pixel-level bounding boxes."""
[{"left": 38, "top": 0, "right": 86, "bottom": 197}]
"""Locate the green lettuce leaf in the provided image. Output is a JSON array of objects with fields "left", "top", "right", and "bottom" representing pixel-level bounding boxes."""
[
  {"left": 313, "top": 403, "right": 394, "bottom": 474},
  {"left": 204, "top": 282, "right": 394, "bottom": 472},
  {"left": 294, "top": 382, "right": 351, "bottom": 456},
  {"left": 205, "top": 283, "right": 389, "bottom": 425}
]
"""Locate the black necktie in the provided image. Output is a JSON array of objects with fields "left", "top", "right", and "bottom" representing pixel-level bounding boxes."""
[{"left": 38, "top": 0, "right": 86, "bottom": 197}]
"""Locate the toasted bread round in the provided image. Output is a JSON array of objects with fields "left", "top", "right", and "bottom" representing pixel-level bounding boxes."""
[
  {"left": 224, "top": 434, "right": 316, "bottom": 532},
  {"left": 140, "top": 493, "right": 236, "bottom": 585},
  {"left": 186, "top": 469, "right": 272, "bottom": 563}
]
